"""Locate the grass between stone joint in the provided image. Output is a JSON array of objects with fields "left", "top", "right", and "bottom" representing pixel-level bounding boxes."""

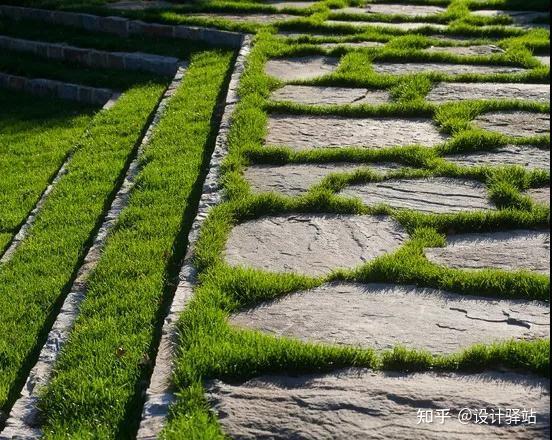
[{"left": 38, "top": 48, "right": 234, "bottom": 439}]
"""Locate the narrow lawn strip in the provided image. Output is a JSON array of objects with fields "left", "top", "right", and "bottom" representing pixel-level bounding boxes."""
[
  {"left": 39, "top": 49, "right": 234, "bottom": 439},
  {"left": 0, "top": 90, "right": 95, "bottom": 255},
  {"left": 0, "top": 81, "right": 166, "bottom": 418}
]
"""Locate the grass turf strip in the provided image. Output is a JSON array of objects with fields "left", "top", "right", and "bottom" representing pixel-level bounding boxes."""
[
  {"left": 0, "top": 90, "right": 95, "bottom": 254},
  {"left": 39, "top": 48, "right": 234, "bottom": 439},
  {"left": 0, "top": 81, "right": 167, "bottom": 417}
]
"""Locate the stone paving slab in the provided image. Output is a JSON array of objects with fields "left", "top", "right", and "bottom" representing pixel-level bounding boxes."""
[
  {"left": 230, "top": 282, "right": 550, "bottom": 354},
  {"left": 267, "top": 1, "right": 317, "bottom": 10},
  {"left": 372, "top": 62, "right": 527, "bottom": 76},
  {"left": 340, "top": 177, "right": 494, "bottom": 213},
  {"left": 424, "top": 44, "right": 504, "bottom": 56},
  {"left": 445, "top": 145, "right": 550, "bottom": 170},
  {"left": 206, "top": 369, "right": 550, "bottom": 440},
  {"left": 270, "top": 85, "right": 391, "bottom": 105},
  {"left": 320, "top": 41, "right": 385, "bottom": 49},
  {"left": 187, "top": 13, "right": 295, "bottom": 23},
  {"left": 326, "top": 20, "right": 448, "bottom": 30},
  {"left": 472, "top": 111, "right": 550, "bottom": 138},
  {"left": 471, "top": 9, "right": 549, "bottom": 25},
  {"left": 424, "top": 230, "right": 550, "bottom": 275},
  {"left": 224, "top": 214, "right": 407, "bottom": 276},
  {"left": 426, "top": 82, "right": 550, "bottom": 103},
  {"left": 266, "top": 114, "right": 447, "bottom": 150},
  {"left": 535, "top": 56, "right": 550, "bottom": 66},
  {"left": 526, "top": 187, "right": 550, "bottom": 205},
  {"left": 342, "top": 4, "right": 446, "bottom": 17},
  {"left": 244, "top": 163, "right": 399, "bottom": 195},
  {"left": 265, "top": 56, "right": 339, "bottom": 81}
]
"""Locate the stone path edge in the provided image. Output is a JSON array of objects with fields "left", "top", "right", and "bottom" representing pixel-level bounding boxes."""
[
  {"left": 0, "top": 64, "right": 189, "bottom": 439},
  {"left": 0, "top": 5, "right": 244, "bottom": 48},
  {"left": 135, "top": 35, "right": 252, "bottom": 440}
]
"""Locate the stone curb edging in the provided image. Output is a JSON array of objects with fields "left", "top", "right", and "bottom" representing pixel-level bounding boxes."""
[
  {"left": 135, "top": 35, "right": 253, "bottom": 440},
  {"left": 0, "top": 63, "right": 189, "bottom": 440},
  {"left": 0, "top": 5, "right": 244, "bottom": 48},
  {"left": 0, "top": 35, "right": 179, "bottom": 76},
  {"left": 0, "top": 72, "right": 116, "bottom": 106}
]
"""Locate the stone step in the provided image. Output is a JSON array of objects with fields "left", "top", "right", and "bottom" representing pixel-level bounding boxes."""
[
  {"left": 326, "top": 20, "right": 448, "bottom": 31},
  {"left": 230, "top": 282, "right": 549, "bottom": 354},
  {"left": 266, "top": 114, "right": 447, "bottom": 150},
  {"left": 265, "top": 56, "right": 339, "bottom": 81},
  {"left": 206, "top": 369, "right": 550, "bottom": 439},
  {"left": 372, "top": 62, "right": 527, "bottom": 76},
  {"left": 472, "top": 111, "right": 550, "bottom": 138},
  {"left": 426, "top": 82, "right": 550, "bottom": 103},
  {"left": 424, "top": 230, "right": 550, "bottom": 275},
  {"left": 341, "top": 4, "right": 446, "bottom": 17},
  {"left": 340, "top": 177, "right": 494, "bottom": 213},
  {"left": 270, "top": 85, "right": 391, "bottom": 105},
  {"left": 445, "top": 145, "right": 550, "bottom": 170},
  {"left": 224, "top": 214, "right": 407, "bottom": 276}
]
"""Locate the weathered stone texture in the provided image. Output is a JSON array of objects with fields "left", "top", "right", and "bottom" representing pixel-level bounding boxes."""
[
  {"left": 270, "top": 85, "right": 391, "bottom": 105},
  {"left": 224, "top": 215, "right": 407, "bottom": 276},
  {"left": 445, "top": 145, "right": 550, "bottom": 170},
  {"left": 320, "top": 41, "right": 384, "bottom": 49},
  {"left": 231, "top": 282, "right": 550, "bottom": 353},
  {"left": 472, "top": 111, "right": 550, "bottom": 138},
  {"left": 326, "top": 20, "right": 447, "bottom": 30},
  {"left": 266, "top": 114, "right": 447, "bottom": 150},
  {"left": 424, "top": 44, "right": 504, "bottom": 56},
  {"left": 207, "top": 369, "right": 550, "bottom": 440},
  {"left": 526, "top": 187, "right": 550, "bottom": 205},
  {"left": 425, "top": 230, "right": 550, "bottom": 275},
  {"left": 267, "top": 1, "right": 317, "bottom": 10},
  {"left": 244, "top": 163, "right": 399, "bottom": 195},
  {"left": 372, "top": 62, "right": 527, "bottom": 75},
  {"left": 342, "top": 4, "right": 446, "bottom": 17},
  {"left": 426, "top": 82, "right": 550, "bottom": 103},
  {"left": 341, "top": 177, "right": 493, "bottom": 213},
  {"left": 265, "top": 56, "right": 339, "bottom": 81},
  {"left": 188, "top": 13, "right": 294, "bottom": 23}
]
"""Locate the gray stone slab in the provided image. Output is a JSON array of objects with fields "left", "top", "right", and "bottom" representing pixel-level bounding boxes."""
[
  {"left": 206, "top": 369, "right": 550, "bottom": 440},
  {"left": 270, "top": 85, "right": 391, "bottom": 105},
  {"left": 224, "top": 214, "right": 407, "bottom": 276},
  {"left": 340, "top": 177, "right": 493, "bottom": 213},
  {"left": 471, "top": 9, "right": 549, "bottom": 25},
  {"left": 372, "top": 62, "right": 527, "bottom": 76},
  {"left": 244, "top": 163, "right": 399, "bottom": 195},
  {"left": 326, "top": 20, "right": 447, "bottom": 30},
  {"left": 320, "top": 41, "right": 385, "bottom": 49},
  {"left": 265, "top": 56, "right": 339, "bottom": 81},
  {"left": 472, "top": 111, "right": 550, "bottom": 138},
  {"left": 342, "top": 4, "right": 446, "bottom": 17},
  {"left": 526, "top": 187, "right": 550, "bottom": 205},
  {"left": 426, "top": 82, "right": 550, "bottom": 103},
  {"left": 445, "top": 145, "right": 550, "bottom": 170},
  {"left": 424, "top": 44, "right": 505, "bottom": 56},
  {"left": 266, "top": 114, "right": 447, "bottom": 150},
  {"left": 107, "top": 0, "right": 171, "bottom": 9},
  {"left": 267, "top": 1, "right": 317, "bottom": 10},
  {"left": 230, "top": 282, "right": 550, "bottom": 354},
  {"left": 535, "top": 56, "right": 550, "bottom": 66},
  {"left": 424, "top": 230, "right": 550, "bottom": 275},
  {"left": 187, "top": 13, "right": 295, "bottom": 23}
]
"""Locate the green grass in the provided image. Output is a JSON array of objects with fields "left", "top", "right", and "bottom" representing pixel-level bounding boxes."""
[
  {"left": 0, "top": 90, "right": 95, "bottom": 254},
  {"left": 38, "top": 48, "right": 234, "bottom": 439}
]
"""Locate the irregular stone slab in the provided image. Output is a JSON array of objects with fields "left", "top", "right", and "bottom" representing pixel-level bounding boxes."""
[
  {"left": 231, "top": 283, "right": 550, "bottom": 354},
  {"left": 267, "top": 1, "right": 317, "bottom": 10},
  {"left": 425, "top": 230, "right": 550, "bottom": 275},
  {"left": 446, "top": 145, "right": 550, "bottom": 170},
  {"left": 266, "top": 114, "right": 447, "bottom": 150},
  {"left": 107, "top": 0, "right": 171, "bottom": 9},
  {"left": 372, "top": 62, "right": 527, "bottom": 76},
  {"left": 471, "top": 9, "right": 549, "bottom": 25},
  {"left": 270, "top": 85, "right": 391, "bottom": 105},
  {"left": 326, "top": 20, "right": 447, "bottom": 30},
  {"left": 342, "top": 4, "right": 446, "bottom": 17},
  {"left": 535, "top": 55, "right": 550, "bottom": 66},
  {"left": 320, "top": 41, "right": 385, "bottom": 49},
  {"left": 224, "top": 214, "right": 407, "bottom": 276},
  {"left": 426, "top": 82, "right": 550, "bottom": 103},
  {"left": 206, "top": 369, "right": 550, "bottom": 440},
  {"left": 187, "top": 13, "right": 295, "bottom": 23},
  {"left": 244, "top": 163, "right": 399, "bottom": 196},
  {"left": 472, "top": 111, "right": 550, "bottom": 138},
  {"left": 526, "top": 187, "right": 550, "bottom": 205},
  {"left": 424, "top": 44, "right": 505, "bottom": 56},
  {"left": 340, "top": 177, "right": 493, "bottom": 213},
  {"left": 265, "top": 56, "right": 338, "bottom": 81}
]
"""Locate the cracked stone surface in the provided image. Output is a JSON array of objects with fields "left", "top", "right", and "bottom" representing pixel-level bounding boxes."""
[
  {"left": 326, "top": 20, "right": 447, "bottom": 30},
  {"left": 244, "top": 163, "right": 399, "bottom": 196},
  {"left": 206, "top": 369, "right": 550, "bottom": 440},
  {"left": 265, "top": 56, "right": 339, "bottom": 81},
  {"left": 526, "top": 187, "right": 550, "bottom": 205},
  {"left": 471, "top": 9, "right": 549, "bottom": 25},
  {"left": 230, "top": 283, "right": 550, "bottom": 354},
  {"left": 224, "top": 214, "right": 407, "bottom": 276},
  {"left": 445, "top": 145, "right": 550, "bottom": 170},
  {"left": 342, "top": 4, "right": 446, "bottom": 17},
  {"left": 424, "top": 230, "right": 550, "bottom": 275},
  {"left": 270, "top": 85, "right": 391, "bottom": 105},
  {"left": 187, "top": 13, "right": 295, "bottom": 23},
  {"left": 266, "top": 114, "right": 447, "bottom": 150},
  {"left": 340, "top": 177, "right": 493, "bottom": 213},
  {"left": 427, "top": 82, "right": 550, "bottom": 103},
  {"left": 372, "top": 62, "right": 527, "bottom": 76},
  {"left": 424, "top": 44, "right": 505, "bottom": 56},
  {"left": 472, "top": 111, "right": 550, "bottom": 138}
]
